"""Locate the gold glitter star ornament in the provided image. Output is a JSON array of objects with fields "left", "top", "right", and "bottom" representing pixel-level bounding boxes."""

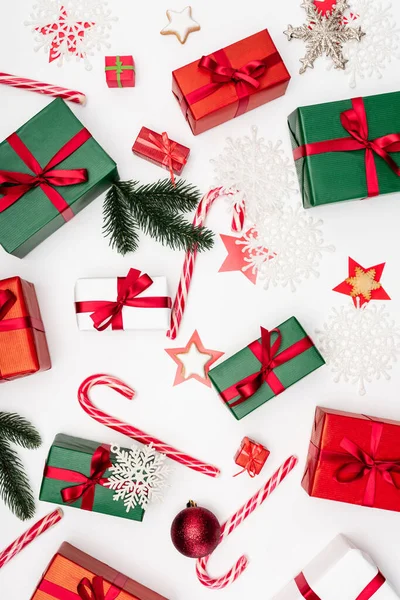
[{"left": 284, "top": 0, "right": 365, "bottom": 74}]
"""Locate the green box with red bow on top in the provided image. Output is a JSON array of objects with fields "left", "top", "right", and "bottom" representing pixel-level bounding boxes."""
[
  {"left": 209, "top": 317, "right": 325, "bottom": 421},
  {"left": 0, "top": 98, "right": 117, "bottom": 257},
  {"left": 288, "top": 91, "right": 400, "bottom": 209},
  {"left": 105, "top": 55, "right": 136, "bottom": 88}
]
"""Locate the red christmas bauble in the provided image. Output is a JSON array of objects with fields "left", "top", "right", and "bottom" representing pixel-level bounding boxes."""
[{"left": 171, "top": 501, "right": 221, "bottom": 559}]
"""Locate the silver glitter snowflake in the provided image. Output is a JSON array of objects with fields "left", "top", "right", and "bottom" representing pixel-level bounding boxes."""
[
  {"left": 25, "top": 0, "right": 117, "bottom": 70},
  {"left": 211, "top": 127, "right": 297, "bottom": 225},
  {"left": 284, "top": 0, "right": 365, "bottom": 74},
  {"left": 317, "top": 303, "right": 400, "bottom": 395},
  {"left": 105, "top": 444, "right": 172, "bottom": 512},
  {"left": 236, "top": 204, "right": 335, "bottom": 291}
]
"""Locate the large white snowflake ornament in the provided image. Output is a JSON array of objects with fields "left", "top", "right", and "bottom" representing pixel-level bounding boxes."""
[
  {"left": 105, "top": 444, "right": 172, "bottom": 512},
  {"left": 25, "top": 0, "right": 117, "bottom": 69}
]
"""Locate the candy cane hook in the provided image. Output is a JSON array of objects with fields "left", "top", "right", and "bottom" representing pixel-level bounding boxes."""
[
  {"left": 196, "top": 456, "right": 297, "bottom": 589},
  {"left": 78, "top": 374, "right": 220, "bottom": 478}
]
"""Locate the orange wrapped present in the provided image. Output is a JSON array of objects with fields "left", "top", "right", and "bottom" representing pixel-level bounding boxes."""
[
  {"left": 0, "top": 276, "right": 51, "bottom": 381},
  {"left": 31, "top": 542, "right": 169, "bottom": 600}
]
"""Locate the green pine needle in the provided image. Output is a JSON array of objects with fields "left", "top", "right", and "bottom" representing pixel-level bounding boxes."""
[
  {"left": 131, "top": 179, "right": 202, "bottom": 213},
  {"left": 0, "top": 439, "right": 36, "bottom": 521},
  {"left": 0, "top": 413, "right": 41, "bottom": 449},
  {"left": 103, "top": 182, "right": 140, "bottom": 255}
]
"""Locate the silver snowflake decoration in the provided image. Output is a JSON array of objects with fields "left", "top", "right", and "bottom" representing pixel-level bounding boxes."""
[
  {"left": 284, "top": 0, "right": 365, "bottom": 74},
  {"left": 25, "top": 0, "right": 117, "bottom": 70},
  {"left": 317, "top": 303, "right": 400, "bottom": 395},
  {"left": 211, "top": 127, "right": 297, "bottom": 225},
  {"left": 237, "top": 204, "right": 334, "bottom": 291},
  {"left": 105, "top": 444, "right": 172, "bottom": 512}
]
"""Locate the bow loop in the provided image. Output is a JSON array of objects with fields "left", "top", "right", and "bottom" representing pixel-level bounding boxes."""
[
  {"left": 61, "top": 445, "right": 112, "bottom": 508},
  {"left": 147, "top": 132, "right": 187, "bottom": 186},
  {"left": 78, "top": 576, "right": 106, "bottom": 600},
  {"left": 0, "top": 289, "right": 16, "bottom": 320}
]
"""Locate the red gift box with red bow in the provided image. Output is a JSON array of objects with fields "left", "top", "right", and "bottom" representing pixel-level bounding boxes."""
[
  {"left": 234, "top": 437, "right": 270, "bottom": 477},
  {"left": 132, "top": 127, "right": 190, "bottom": 184}
]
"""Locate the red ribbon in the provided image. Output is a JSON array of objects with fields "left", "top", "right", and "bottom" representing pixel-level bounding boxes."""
[
  {"left": 77, "top": 576, "right": 123, "bottom": 600},
  {"left": 186, "top": 48, "right": 280, "bottom": 117},
  {"left": 293, "top": 97, "right": 400, "bottom": 198},
  {"left": 295, "top": 570, "right": 385, "bottom": 600},
  {"left": 234, "top": 442, "right": 267, "bottom": 478},
  {"left": 220, "top": 327, "right": 313, "bottom": 407},
  {"left": 0, "top": 288, "right": 44, "bottom": 334},
  {"left": 0, "top": 128, "right": 91, "bottom": 221},
  {"left": 75, "top": 268, "right": 172, "bottom": 331},
  {"left": 147, "top": 132, "right": 187, "bottom": 186},
  {"left": 44, "top": 445, "right": 112, "bottom": 511}
]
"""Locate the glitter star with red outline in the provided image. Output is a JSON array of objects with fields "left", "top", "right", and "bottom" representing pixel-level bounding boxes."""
[
  {"left": 333, "top": 257, "right": 390, "bottom": 307},
  {"left": 165, "top": 330, "right": 224, "bottom": 387},
  {"left": 36, "top": 6, "right": 94, "bottom": 63}
]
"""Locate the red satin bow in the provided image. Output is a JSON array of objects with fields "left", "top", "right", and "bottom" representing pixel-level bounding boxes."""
[
  {"left": 0, "top": 288, "right": 44, "bottom": 336},
  {"left": 0, "top": 128, "right": 91, "bottom": 221},
  {"left": 336, "top": 421, "right": 400, "bottom": 507},
  {"left": 148, "top": 132, "right": 187, "bottom": 186},
  {"left": 295, "top": 570, "right": 386, "bottom": 600},
  {"left": 0, "top": 289, "right": 16, "bottom": 321},
  {"left": 78, "top": 577, "right": 106, "bottom": 600}
]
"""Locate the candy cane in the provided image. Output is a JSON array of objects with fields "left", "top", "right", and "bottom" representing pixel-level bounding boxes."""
[
  {"left": 0, "top": 509, "right": 63, "bottom": 569},
  {"left": 0, "top": 72, "right": 86, "bottom": 105},
  {"left": 231, "top": 199, "right": 245, "bottom": 233},
  {"left": 78, "top": 374, "right": 220, "bottom": 478},
  {"left": 196, "top": 456, "right": 297, "bottom": 589}
]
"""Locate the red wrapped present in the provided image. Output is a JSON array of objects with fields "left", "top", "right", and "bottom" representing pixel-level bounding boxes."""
[
  {"left": 105, "top": 56, "right": 135, "bottom": 88},
  {"left": 172, "top": 29, "right": 290, "bottom": 135},
  {"left": 302, "top": 407, "right": 400, "bottom": 513},
  {"left": 132, "top": 127, "right": 190, "bottom": 184},
  {"left": 0, "top": 276, "right": 51, "bottom": 381},
  {"left": 234, "top": 437, "right": 270, "bottom": 477}
]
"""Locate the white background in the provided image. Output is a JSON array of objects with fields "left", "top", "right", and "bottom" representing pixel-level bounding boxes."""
[{"left": 2, "top": 1, "right": 400, "bottom": 598}]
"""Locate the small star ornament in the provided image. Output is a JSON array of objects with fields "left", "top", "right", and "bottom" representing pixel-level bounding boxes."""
[
  {"left": 284, "top": 0, "right": 365, "bottom": 74},
  {"left": 219, "top": 231, "right": 259, "bottom": 285},
  {"left": 333, "top": 257, "right": 390, "bottom": 307},
  {"left": 160, "top": 6, "right": 200, "bottom": 44},
  {"left": 165, "top": 331, "right": 224, "bottom": 387},
  {"left": 35, "top": 7, "right": 94, "bottom": 63}
]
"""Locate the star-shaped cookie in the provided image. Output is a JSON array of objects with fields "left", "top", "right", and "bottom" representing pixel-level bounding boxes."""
[{"left": 160, "top": 7, "right": 200, "bottom": 44}]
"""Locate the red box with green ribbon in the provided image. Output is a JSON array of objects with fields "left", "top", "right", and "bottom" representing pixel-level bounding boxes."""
[
  {"left": 39, "top": 434, "right": 144, "bottom": 522},
  {"left": 302, "top": 407, "right": 400, "bottom": 513},
  {"left": 209, "top": 317, "right": 325, "bottom": 421},
  {"left": 105, "top": 56, "right": 135, "bottom": 88},
  {"left": 288, "top": 91, "right": 400, "bottom": 208},
  {"left": 0, "top": 98, "right": 118, "bottom": 257}
]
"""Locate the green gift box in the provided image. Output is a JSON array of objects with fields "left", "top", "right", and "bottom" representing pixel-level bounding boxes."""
[
  {"left": 0, "top": 98, "right": 118, "bottom": 257},
  {"left": 39, "top": 434, "right": 144, "bottom": 522},
  {"left": 288, "top": 91, "right": 400, "bottom": 208},
  {"left": 209, "top": 317, "right": 325, "bottom": 420}
]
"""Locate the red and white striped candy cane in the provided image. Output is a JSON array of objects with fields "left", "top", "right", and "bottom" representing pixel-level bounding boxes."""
[
  {"left": 78, "top": 374, "right": 220, "bottom": 478},
  {"left": 0, "top": 72, "right": 86, "bottom": 105},
  {"left": 196, "top": 455, "right": 297, "bottom": 589},
  {"left": 231, "top": 199, "right": 245, "bottom": 233}
]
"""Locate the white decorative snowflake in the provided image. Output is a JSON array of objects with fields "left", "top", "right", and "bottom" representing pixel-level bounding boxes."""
[
  {"left": 317, "top": 303, "right": 400, "bottom": 395},
  {"left": 105, "top": 444, "right": 172, "bottom": 512},
  {"left": 237, "top": 205, "right": 335, "bottom": 291},
  {"left": 25, "top": 0, "right": 117, "bottom": 70},
  {"left": 212, "top": 127, "right": 298, "bottom": 224}
]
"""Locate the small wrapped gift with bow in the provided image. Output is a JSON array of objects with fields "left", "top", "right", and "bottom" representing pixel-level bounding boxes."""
[
  {"left": 31, "top": 541, "right": 169, "bottom": 599},
  {"left": 302, "top": 407, "right": 400, "bottom": 513},
  {"left": 234, "top": 437, "right": 270, "bottom": 477},
  {"left": 273, "top": 534, "right": 399, "bottom": 600},
  {"left": 288, "top": 91, "right": 400, "bottom": 208},
  {"left": 105, "top": 55, "right": 136, "bottom": 88},
  {"left": 0, "top": 276, "right": 51, "bottom": 381},
  {"left": 209, "top": 317, "right": 325, "bottom": 420},
  {"left": 74, "top": 268, "right": 171, "bottom": 331},
  {"left": 172, "top": 29, "right": 290, "bottom": 135},
  {"left": 132, "top": 127, "right": 190, "bottom": 184}
]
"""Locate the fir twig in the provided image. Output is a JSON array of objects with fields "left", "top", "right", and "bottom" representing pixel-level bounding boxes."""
[
  {"left": 131, "top": 179, "right": 202, "bottom": 213},
  {"left": 0, "top": 413, "right": 41, "bottom": 449},
  {"left": 0, "top": 439, "right": 36, "bottom": 521},
  {"left": 103, "top": 182, "right": 140, "bottom": 255}
]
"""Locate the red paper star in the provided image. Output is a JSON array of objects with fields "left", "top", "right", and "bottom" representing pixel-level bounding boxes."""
[
  {"left": 165, "top": 330, "right": 224, "bottom": 387},
  {"left": 333, "top": 257, "right": 390, "bottom": 307},
  {"left": 219, "top": 230, "right": 273, "bottom": 285},
  {"left": 36, "top": 6, "right": 94, "bottom": 63}
]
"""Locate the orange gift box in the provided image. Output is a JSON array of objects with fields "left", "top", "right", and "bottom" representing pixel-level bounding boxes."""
[
  {"left": 234, "top": 437, "right": 270, "bottom": 476},
  {"left": 172, "top": 29, "right": 290, "bottom": 135},
  {"left": 31, "top": 542, "right": 169, "bottom": 600},
  {"left": 0, "top": 276, "right": 51, "bottom": 381},
  {"left": 302, "top": 407, "right": 400, "bottom": 513}
]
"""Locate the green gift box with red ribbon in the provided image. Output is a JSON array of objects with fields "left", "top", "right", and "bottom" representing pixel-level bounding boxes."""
[
  {"left": 39, "top": 434, "right": 144, "bottom": 522},
  {"left": 288, "top": 91, "right": 400, "bottom": 209},
  {"left": 0, "top": 98, "right": 118, "bottom": 257},
  {"left": 209, "top": 316, "right": 325, "bottom": 421}
]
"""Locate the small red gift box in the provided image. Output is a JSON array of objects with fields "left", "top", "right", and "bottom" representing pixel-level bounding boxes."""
[
  {"left": 302, "top": 407, "right": 400, "bottom": 513},
  {"left": 105, "top": 56, "right": 135, "bottom": 88},
  {"left": 234, "top": 437, "right": 270, "bottom": 477},
  {"left": 172, "top": 29, "right": 290, "bottom": 135},
  {"left": 132, "top": 127, "right": 190, "bottom": 182}
]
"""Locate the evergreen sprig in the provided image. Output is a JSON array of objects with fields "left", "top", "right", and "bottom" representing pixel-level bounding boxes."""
[
  {"left": 103, "top": 179, "right": 214, "bottom": 256},
  {"left": 0, "top": 412, "right": 41, "bottom": 521}
]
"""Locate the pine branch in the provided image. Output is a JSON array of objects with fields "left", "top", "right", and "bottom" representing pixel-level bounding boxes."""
[
  {"left": 103, "top": 182, "right": 140, "bottom": 256},
  {"left": 131, "top": 179, "right": 202, "bottom": 213},
  {"left": 0, "top": 439, "right": 35, "bottom": 521},
  {"left": 0, "top": 413, "right": 41, "bottom": 449}
]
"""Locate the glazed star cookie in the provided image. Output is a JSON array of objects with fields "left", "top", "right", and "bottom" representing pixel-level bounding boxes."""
[{"left": 161, "top": 6, "right": 200, "bottom": 44}]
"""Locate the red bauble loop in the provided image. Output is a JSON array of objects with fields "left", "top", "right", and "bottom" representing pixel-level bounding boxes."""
[{"left": 171, "top": 501, "right": 221, "bottom": 559}]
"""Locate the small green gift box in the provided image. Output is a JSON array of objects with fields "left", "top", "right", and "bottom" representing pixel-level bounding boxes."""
[
  {"left": 0, "top": 98, "right": 117, "bottom": 257},
  {"left": 288, "top": 91, "right": 400, "bottom": 208},
  {"left": 209, "top": 317, "right": 325, "bottom": 420},
  {"left": 39, "top": 434, "right": 144, "bottom": 522}
]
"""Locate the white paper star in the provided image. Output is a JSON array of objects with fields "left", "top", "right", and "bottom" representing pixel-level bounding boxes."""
[{"left": 160, "top": 6, "right": 200, "bottom": 44}]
